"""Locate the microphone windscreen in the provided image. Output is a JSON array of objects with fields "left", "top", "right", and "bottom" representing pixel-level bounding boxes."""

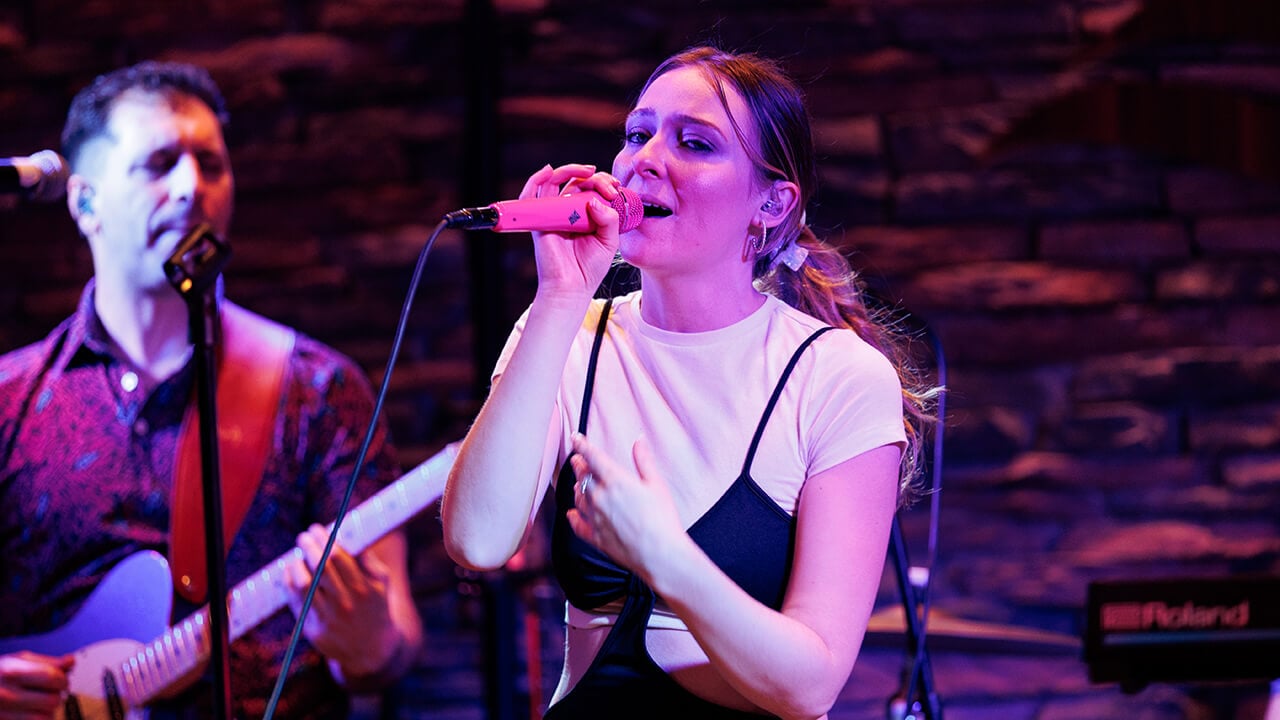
[
  {"left": 30, "top": 150, "right": 69, "bottom": 202},
  {"left": 611, "top": 187, "right": 643, "bottom": 233}
]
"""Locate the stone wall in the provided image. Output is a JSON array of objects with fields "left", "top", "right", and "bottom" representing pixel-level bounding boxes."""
[{"left": 2, "top": 1, "right": 1278, "bottom": 718}]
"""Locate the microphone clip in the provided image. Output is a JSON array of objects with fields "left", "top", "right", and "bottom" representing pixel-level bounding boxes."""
[{"left": 164, "top": 223, "right": 232, "bottom": 297}]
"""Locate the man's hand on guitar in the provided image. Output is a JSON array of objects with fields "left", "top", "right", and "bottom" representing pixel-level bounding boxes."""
[
  {"left": 284, "top": 524, "right": 402, "bottom": 682},
  {"left": 0, "top": 651, "right": 74, "bottom": 720}
]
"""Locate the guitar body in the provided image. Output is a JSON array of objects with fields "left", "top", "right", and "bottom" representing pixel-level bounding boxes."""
[
  {"left": 0, "top": 550, "right": 172, "bottom": 720},
  {"left": 64, "top": 638, "right": 151, "bottom": 720}
]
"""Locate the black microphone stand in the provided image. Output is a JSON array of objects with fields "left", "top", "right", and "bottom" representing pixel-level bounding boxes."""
[
  {"left": 886, "top": 516, "right": 943, "bottom": 720},
  {"left": 884, "top": 309, "right": 947, "bottom": 720},
  {"left": 164, "top": 223, "right": 234, "bottom": 720}
]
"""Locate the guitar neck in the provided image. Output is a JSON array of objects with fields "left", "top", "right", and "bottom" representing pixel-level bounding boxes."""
[
  {"left": 228, "top": 444, "right": 456, "bottom": 639},
  {"left": 121, "top": 443, "right": 458, "bottom": 706}
]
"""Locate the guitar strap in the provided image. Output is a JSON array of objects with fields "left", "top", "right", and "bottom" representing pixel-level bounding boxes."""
[{"left": 170, "top": 301, "right": 296, "bottom": 604}]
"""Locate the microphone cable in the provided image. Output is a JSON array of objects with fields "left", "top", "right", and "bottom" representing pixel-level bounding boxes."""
[{"left": 262, "top": 218, "right": 449, "bottom": 720}]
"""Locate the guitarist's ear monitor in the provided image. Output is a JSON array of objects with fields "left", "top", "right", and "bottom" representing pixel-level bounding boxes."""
[
  {"left": 761, "top": 197, "right": 783, "bottom": 216},
  {"left": 77, "top": 186, "right": 95, "bottom": 216}
]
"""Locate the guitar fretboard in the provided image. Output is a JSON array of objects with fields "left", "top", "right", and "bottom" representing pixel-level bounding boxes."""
[{"left": 114, "top": 444, "right": 457, "bottom": 706}]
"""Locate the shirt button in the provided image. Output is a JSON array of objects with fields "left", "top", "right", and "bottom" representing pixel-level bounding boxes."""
[
  {"left": 133, "top": 419, "right": 149, "bottom": 435},
  {"left": 121, "top": 371, "right": 139, "bottom": 392}
]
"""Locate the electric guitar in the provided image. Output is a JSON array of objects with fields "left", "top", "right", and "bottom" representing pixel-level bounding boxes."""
[{"left": 0, "top": 443, "right": 458, "bottom": 720}]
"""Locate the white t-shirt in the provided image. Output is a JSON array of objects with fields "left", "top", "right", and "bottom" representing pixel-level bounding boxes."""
[{"left": 493, "top": 290, "right": 906, "bottom": 628}]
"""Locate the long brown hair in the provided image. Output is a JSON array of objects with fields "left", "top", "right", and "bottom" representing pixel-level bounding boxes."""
[{"left": 639, "top": 46, "right": 940, "bottom": 503}]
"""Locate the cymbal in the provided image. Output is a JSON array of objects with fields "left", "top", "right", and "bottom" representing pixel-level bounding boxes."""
[{"left": 865, "top": 605, "right": 1082, "bottom": 656}]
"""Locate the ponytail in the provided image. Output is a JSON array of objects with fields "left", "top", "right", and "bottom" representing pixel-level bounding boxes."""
[{"left": 755, "top": 228, "right": 940, "bottom": 506}]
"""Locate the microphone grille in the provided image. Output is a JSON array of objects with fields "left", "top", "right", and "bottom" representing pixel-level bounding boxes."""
[
  {"left": 610, "top": 187, "right": 644, "bottom": 233},
  {"left": 29, "top": 150, "right": 69, "bottom": 202}
]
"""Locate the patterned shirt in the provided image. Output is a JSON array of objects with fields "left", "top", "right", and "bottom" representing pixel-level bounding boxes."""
[{"left": 0, "top": 282, "right": 399, "bottom": 719}]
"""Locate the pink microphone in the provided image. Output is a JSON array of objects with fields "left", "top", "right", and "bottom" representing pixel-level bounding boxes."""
[{"left": 444, "top": 187, "right": 645, "bottom": 233}]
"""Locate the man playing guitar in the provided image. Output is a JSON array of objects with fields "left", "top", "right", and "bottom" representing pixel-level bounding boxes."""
[{"left": 0, "top": 61, "right": 423, "bottom": 719}]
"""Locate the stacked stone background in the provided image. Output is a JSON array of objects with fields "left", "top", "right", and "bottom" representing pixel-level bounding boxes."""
[{"left": 2, "top": 1, "right": 1278, "bottom": 718}]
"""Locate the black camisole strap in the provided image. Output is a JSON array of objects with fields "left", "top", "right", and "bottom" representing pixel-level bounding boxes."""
[
  {"left": 738, "top": 325, "right": 836, "bottom": 478},
  {"left": 577, "top": 297, "right": 614, "bottom": 434}
]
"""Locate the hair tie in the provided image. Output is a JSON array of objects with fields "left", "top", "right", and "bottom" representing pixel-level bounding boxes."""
[
  {"left": 770, "top": 211, "right": 809, "bottom": 271},
  {"left": 772, "top": 238, "right": 808, "bottom": 271}
]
